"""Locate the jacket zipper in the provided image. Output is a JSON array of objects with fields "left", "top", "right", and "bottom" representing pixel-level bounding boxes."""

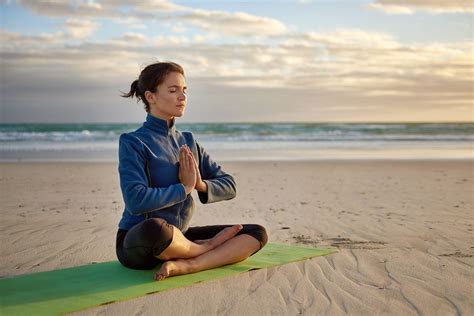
[
  {"left": 170, "top": 131, "right": 184, "bottom": 229},
  {"left": 169, "top": 132, "right": 181, "bottom": 157}
]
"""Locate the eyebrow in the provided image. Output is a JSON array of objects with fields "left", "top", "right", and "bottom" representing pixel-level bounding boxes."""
[{"left": 167, "top": 85, "right": 187, "bottom": 89}]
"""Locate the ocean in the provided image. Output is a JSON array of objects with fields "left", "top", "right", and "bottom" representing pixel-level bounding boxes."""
[{"left": 0, "top": 122, "right": 472, "bottom": 162}]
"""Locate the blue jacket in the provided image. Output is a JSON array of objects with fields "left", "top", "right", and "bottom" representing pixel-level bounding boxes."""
[{"left": 118, "top": 114, "right": 236, "bottom": 232}]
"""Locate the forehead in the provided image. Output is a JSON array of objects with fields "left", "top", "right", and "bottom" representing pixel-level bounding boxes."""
[{"left": 162, "top": 71, "right": 186, "bottom": 86}]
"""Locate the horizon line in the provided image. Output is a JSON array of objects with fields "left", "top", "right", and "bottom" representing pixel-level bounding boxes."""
[{"left": 1, "top": 121, "right": 473, "bottom": 125}]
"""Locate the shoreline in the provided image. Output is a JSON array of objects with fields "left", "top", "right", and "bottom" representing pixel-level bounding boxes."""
[
  {"left": 1, "top": 141, "right": 472, "bottom": 163},
  {"left": 1, "top": 157, "right": 473, "bottom": 163}
]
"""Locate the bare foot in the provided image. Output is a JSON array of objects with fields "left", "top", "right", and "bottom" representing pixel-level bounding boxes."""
[
  {"left": 154, "top": 260, "right": 189, "bottom": 281},
  {"left": 192, "top": 225, "right": 242, "bottom": 248},
  {"left": 206, "top": 224, "right": 243, "bottom": 249}
]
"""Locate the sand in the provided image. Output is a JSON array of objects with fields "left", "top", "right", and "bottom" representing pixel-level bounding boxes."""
[{"left": 1, "top": 160, "right": 473, "bottom": 315}]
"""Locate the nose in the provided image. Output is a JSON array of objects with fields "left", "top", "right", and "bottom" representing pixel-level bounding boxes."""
[{"left": 178, "top": 91, "right": 186, "bottom": 101}]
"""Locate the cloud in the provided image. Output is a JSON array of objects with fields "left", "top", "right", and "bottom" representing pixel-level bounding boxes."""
[
  {"left": 283, "top": 29, "right": 400, "bottom": 49},
  {"left": 369, "top": 0, "right": 474, "bottom": 14},
  {"left": 0, "top": 19, "right": 100, "bottom": 48},
  {"left": 171, "top": 22, "right": 187, "bottom": 33},
  {"left": 102, "top": 32, "right": 149, "bottom": 47},
  {"left": 113, "top": 18, "right": 147, "bottom": 29},
  {"left": 2, "top": 1, "right": 473, "bottom": 122},
  {"left": 17, "top": 0, "right": 105, "bottom": 18},
  {"left": 64, "top": 19, "right": 100, "bottom": 39},
  {"left": 177, "top": 9, "right": 288, "bottom": 37},
  {"left": 153, "top": 34, "right": 189, "bottom": 45},
  {"left": 2, "top": 27, "right": 472, "bottom": 106},
  {"left": 16, "top": 1, "right": 288, "bottom": 39},
  {"left": 16, "top": 0, "right": 186, "bottom": 18}
]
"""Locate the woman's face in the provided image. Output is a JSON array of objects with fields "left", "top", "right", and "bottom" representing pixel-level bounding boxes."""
[{"left": 147, "top": 71, "right": 187, "bottom": 122}]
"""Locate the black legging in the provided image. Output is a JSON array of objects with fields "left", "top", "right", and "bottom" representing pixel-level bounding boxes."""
[{"left": 116, "top": 218, "right": 268, "bottom": 270}]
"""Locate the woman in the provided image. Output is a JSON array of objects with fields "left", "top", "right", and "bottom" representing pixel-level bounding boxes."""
[{"left": 116, "top": 61, "right": 268, "bottom": 281}]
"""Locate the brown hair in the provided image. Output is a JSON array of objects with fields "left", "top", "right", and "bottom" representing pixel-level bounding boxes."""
[{"left": 122, "top": 61, "right": 185, "bottom": 112}]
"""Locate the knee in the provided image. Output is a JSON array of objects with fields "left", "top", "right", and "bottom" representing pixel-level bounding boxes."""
[
  {"left": 125, "top": 218, "right": 172, "bottom": 248},
  {"left": 140, "top": 218, "right": 169, "bottom": 235},
  {"left": 243, "top": 224, "right": 268, "bottom": 248},
  {"left": 257, "top": 224, "right": 269, "bottom": 248}
]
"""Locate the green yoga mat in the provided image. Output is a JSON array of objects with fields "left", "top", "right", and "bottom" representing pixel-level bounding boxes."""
[{"left": 0, "top": 243, "right": 336, "bottom": 316}]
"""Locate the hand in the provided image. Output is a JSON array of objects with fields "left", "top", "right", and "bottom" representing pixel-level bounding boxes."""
[
  {"left": 183, "top": 145, "right": 207, "bottom": 193},
  {"left": 178, "top": 145, "right": 196, "bottom": 195}
]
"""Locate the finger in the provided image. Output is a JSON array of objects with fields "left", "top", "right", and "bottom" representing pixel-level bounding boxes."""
[
  {"left": 186, "top": 152, "right": 193, "bottom": 169},
  {"left": 183, "top": 145, "right": 190, "bottom": 157},
  {"left": 180, "top": 152, "right": 188, "bottom": 177},
  {"left": 184, "top": 145, "right": 197, "bottom": 166},
  {"left": 189, "top": 150, "right": 197, "bottom": 165},
  {"left": 186, "top": 151, "right": 194, "bottom": 168},
  {"left": 183, "top": 144, "right": 189, "bottom": 155},
  {"left": 181, "top": 148, "right": 188, "bottom": 166},
  {"left": 190, "top": 152, "right": 198, "bottom": 170},
  {"left": 179, "top": 146, "right": 185, "bottom": 164}
]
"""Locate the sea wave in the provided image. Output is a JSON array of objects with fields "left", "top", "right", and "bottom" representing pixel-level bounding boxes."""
[{"left": 0, "top": 122, "right": 472, "bottom": 143}]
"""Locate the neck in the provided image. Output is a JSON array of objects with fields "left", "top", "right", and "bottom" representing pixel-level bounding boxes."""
[{"left": 149, "top": 111, "right": 174, "bottom": 127}]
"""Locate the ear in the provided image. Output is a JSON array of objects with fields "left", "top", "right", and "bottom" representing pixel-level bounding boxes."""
[{"left": 144, "top": 90, "right": 156, "bottom": 105}]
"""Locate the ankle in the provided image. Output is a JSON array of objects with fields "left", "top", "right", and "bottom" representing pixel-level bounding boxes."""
[{"left": 182, "top": 258, "right": 199, "bottom": 274}]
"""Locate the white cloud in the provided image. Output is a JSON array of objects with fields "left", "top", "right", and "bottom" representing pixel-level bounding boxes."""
[
  {"left": 16, "top": 1, "right": 289, "bottom": 40},
  {"left": 153, "top": 35, "right": 189, "bottom": 46},
  {"left": 0, "top": 30, "right": 73, "bottom": 52},
  {"left": 124, "top": 32, "right": 146, "bottom": 41},
  {"left": 284, "top": 29, "right": 400, "bottom": 48},
  {"left": 369, "top": 0, "right": 474, "bottom": 14},
  {"left": 171, "top": 23, "right": 187, "bottom": 33},
  {"left": 16, "top": 0, "right": 186, "bottom": 18},
  {"left": 17, "top": 0, "right": 105, "bottom": 17},
  {"left": 179, "top": 9, "right": 288, "bottom": 37},
  {"left": 193, "top": 33, "right": 219, "bottom": 43},
  {"left": 2, "top": 1, "right": 473, "bottom": 122},
  {"left": 3, "top": 27, "right": 472, "bottom": 92},
  {"left": 3, "top": 27, "right": 471, "bottom": 98},
  {"left": 64, "top": 19, "right": 100, "bottom": 39},
  {"left": 113, "top": 18, "right": 147, "bottom": 29}
]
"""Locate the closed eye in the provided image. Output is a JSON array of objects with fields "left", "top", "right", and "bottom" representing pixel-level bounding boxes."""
[{"left": 169, "top": 88, "right": 187, "bottom": 93}]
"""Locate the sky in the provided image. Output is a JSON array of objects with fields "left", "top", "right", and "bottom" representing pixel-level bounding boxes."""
[{"left": 0, "top": 0, "right": 473, "bottom": 123}]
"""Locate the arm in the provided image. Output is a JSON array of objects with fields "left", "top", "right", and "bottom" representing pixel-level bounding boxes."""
[
  {"left": 194, "top": 142, "right": 237, "bottom": 204},
  {"left": 118, "top": 133, "right": 187, "bottom": 215}
]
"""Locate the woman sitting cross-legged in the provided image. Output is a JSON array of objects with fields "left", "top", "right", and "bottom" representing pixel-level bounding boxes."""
[{"left": 116, "top": 61, "right": 268, "bottom": 281}]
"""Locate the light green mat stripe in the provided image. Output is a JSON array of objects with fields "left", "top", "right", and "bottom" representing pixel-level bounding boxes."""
[{"left": 0, "top": 243, "right": 336, "bottom": 316}]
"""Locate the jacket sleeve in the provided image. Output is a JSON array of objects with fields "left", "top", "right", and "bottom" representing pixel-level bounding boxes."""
[
  {"left": 119, "top": 133, "right": 187, "bottom": 215},
  {"left": 196, "top": 141, "right": 237, "bottom": 204}
]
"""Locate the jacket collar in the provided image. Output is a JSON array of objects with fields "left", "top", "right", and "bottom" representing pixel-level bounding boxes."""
[{"left": 144, "top": 113, "right": 176, "bottom": 135}]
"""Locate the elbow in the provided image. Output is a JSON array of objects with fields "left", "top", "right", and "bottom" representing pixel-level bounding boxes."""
[
  {"left": 228, "top": 176, "right": 237, "bottom": 199},
  {"left": 123, "top": 185, "right": 148, "bottom": 214},
  {"left": 124, "top": 198, "right": 144, "bottom": 215},
  {"left": 230, "top": 182, "right": 237, "bottom": 199}
]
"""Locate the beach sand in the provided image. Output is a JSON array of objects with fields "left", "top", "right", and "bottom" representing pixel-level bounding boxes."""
[{"left": 1, "top": 160, "right": 473, "bottom": 315}]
